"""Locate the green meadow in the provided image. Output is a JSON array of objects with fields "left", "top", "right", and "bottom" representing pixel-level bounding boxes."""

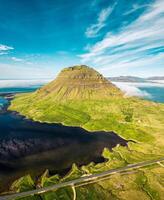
[
  {"left": 7, "top": 66, "right": 164, "bottom": 199},
  {"left": 8, "top": 94, "right": 164, "bottom": 199}
]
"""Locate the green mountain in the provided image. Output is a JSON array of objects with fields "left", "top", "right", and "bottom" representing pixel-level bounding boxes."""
[
  {"left": 8, "top": 65, "right": 164, "bottom": 199},
  {"left": 9, "top": 65, "right": 124, "bottom": 125},
  {"left": 35, "top": 65, "right": 122, "bottom": 100},
  {"left": 9, "top": 65, "right": 164, "bottom": 129}
]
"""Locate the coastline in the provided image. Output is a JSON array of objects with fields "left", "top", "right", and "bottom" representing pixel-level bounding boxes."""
[{"left": 0, "top": 93, "right": 129, "bottom": 193}]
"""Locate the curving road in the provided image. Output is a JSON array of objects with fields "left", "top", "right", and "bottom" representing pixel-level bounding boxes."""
[{"left": 1, "top": 157, "right": 164, "bottom": 200}]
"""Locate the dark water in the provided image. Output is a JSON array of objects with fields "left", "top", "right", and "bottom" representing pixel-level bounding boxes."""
[{"left": 0, "top": 94, "right": 127, "bottom": 192}]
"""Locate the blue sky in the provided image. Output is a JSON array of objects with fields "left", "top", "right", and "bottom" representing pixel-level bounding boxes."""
[{"left": 0, "top": 0, "right": 163, "bottom": 79}]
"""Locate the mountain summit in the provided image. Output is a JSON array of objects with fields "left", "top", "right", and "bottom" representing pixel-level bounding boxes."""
[
  {"left": 9, "top": 65, "right": 123, "bottom": 124},
  {"left": 36, "top": 65, "right": 122, "bottom": 100}
]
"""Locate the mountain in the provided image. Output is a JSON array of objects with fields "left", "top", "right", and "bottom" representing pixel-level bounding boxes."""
[
  {"left": 146, "top": 76, "right": 164, "bottom": 80},
  {"left": 108, "top": 76, "right": 164, "bottom": 82},
  {"left": 36, "top": 65, "right": 122, "bottom": 100},
  {"left": 9, "top": 65, "right": 123, "bottom": 125},
  {"left": 108, "top": 76, "right": 146, "bottom": 82},
  {"left": 8, "top": 65, "right": 164, "bottom": 200}
]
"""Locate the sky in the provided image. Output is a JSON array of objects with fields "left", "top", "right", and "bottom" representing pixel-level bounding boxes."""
[{"left": 0, "top": 0, "right": 164, "bottom": 79}]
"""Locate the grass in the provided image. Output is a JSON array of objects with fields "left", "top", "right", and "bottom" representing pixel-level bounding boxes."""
[
  {"left": 7, "top": 94, "right": 164, "bottom": 199},
  {"left": 6, "top": 65, "right": 164, "bottom": 199},
  {"left": 10, "top": 164, "right": 164, "bottom": 200}
]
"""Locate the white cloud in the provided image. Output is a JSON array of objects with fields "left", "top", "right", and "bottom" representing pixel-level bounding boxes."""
[
  {"left": 0, "top": 52, "right": 8, "bottom": 55},
  {"left": 0, "top": 63, "right": 55, "bottom": 79},
  {"left": 11, "top": 56, "right": 34, "bottom": 65},
  {"left": 99, "top": 53, "right": 164, "bottom": 73},
  {"left": 85, "top": 3, "right": 116, "bottom": 38},
  {"left": 151, "top": 80, "right": 164, "bottom": 84},
  {"left": 11, "top": 57, "right": 24, "bottom": 62},
  {"left": 113, "top": 82, "right": 152, "bottom": 98},
  {"left": 0, "top": 79, "right": 51, "bottom": 88},
  {"left": 124, "top": 4, "right": 149, "bottom": 15},
  {"left": 26, "top": 61, "right": 33, "bottom": 65},
  {"left": 0, "top": 44, "right": 13, "bottom": 51},
  {"left": 112, "top": 81, "right": 164, "bottom": 99},
  {"left": 81, "top": 0, "right": 164, "bottom": 76},
  {"left": 0, "top": 44, "right": 14, "bottom": 55}
]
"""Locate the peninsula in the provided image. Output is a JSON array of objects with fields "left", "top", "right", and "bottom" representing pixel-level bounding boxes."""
[{"left": 7, "top": 65, "right": 164, "bottom": 199}]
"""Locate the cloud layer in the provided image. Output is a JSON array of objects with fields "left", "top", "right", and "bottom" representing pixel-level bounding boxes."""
[
  {"left": 81, "top": 0, "right": 164, "bottom": 75},
  {"left": 0, "top": 79, "right": 51, "bottom": 88},
  {"left": 11, "top": 57, "right": 24, "bottom": 62},
  {"left": 113, "top": 81, "right": 164, "bottom": 98},
  {"left": 85, "top": 3, "right": 116, "bottom": 38},
  {"left": 0, "top": 44, "right": 13, "bottom": 55}
]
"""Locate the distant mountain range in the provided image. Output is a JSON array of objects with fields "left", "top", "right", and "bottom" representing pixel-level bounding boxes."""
[
  {"left": 108, "top": 76, "right": 164, "bottom": 82},
  {"left": 146, "top": 76, "right": 164, "bottom": 80}
]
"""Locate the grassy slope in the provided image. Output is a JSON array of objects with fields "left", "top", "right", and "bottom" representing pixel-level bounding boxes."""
[
  {"left": 9, "top": 93, "right": 164, "bottom": 156},
  {"left": 7, "top": 63, "right": 164, "bottom": 199},
  {"left": 8, "top": 93, "right": 164, "bottom": 199}
]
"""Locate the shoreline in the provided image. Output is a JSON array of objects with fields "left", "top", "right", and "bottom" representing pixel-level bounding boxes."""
[{"left": 0, "top": 93, "right": 129, "bottom": 193}]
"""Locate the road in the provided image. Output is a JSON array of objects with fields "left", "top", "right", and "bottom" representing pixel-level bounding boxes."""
[{"left": 1, "top": 157, "right": 164, "bottom": 200}]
